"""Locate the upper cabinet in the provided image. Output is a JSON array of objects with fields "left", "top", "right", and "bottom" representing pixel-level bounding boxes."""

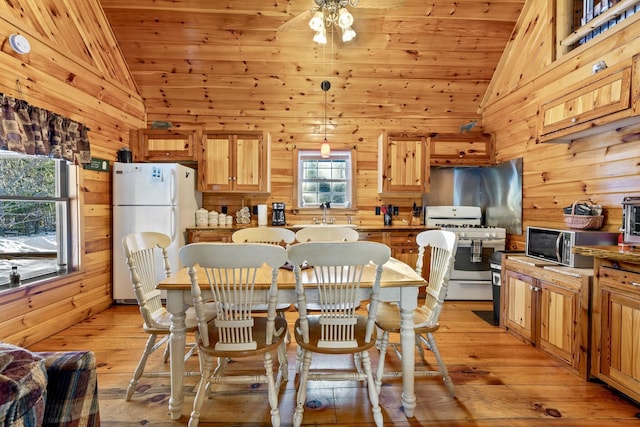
[
  {"left": 538, "top": 55, "right": 639, "bottom": 143},
  {"left": 429, "top": 133, "right": 494, "bottom": 166},
  {"left": 130, "top": 128, "right": 199, "bottom": 162},
  {"left": 378, "top": 132, "right": 429, "bottom": 195},
  {"left": 199, "top": 131, "right": 270, "bottom": 193}
]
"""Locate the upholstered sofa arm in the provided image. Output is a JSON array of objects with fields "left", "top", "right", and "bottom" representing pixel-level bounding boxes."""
[{"left": 38, "top": 351, "right": 100, "bottom": 427}]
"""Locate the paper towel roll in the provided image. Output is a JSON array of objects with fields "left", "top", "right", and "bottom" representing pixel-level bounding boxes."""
[{"left": 257, "top": 204, "right": 267, "bottom": 226}]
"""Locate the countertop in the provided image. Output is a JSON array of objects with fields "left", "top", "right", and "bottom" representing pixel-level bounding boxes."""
[
  {"left": 573, "top": 245, "right": 640, "bottom": 264},
  {"left": 187, "top": 224, "right": 434, "bottom": 232}
]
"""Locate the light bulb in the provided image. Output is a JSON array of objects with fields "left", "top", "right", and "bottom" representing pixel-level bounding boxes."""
[
  {"left": 337, "top": 8, "right": 354, "bottom": 29},
  {"left": 341, "top": 27, "right": 356, "bottom": 42},
  {"left": 320, "top": 139, "right": 331, "bottom": 158},
  {"left": 313, "top": 29, "right": 327, "bottom": 44},
  {"left": 309, "top": 11, "right": 325, "bottom": 31}
]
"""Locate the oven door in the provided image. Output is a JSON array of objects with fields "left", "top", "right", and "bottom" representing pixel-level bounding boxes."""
[{"left": 450, "top": 238, "right": 505, "bottom": 281}]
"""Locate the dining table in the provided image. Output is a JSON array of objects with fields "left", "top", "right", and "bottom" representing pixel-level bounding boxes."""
[{"left": 157, "top": 256, "right": 426, "bottom": 420}]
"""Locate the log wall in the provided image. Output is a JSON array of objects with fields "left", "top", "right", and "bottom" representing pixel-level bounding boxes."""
[{"left": 0, "top": 1, "right": 145, "bottom": 346}]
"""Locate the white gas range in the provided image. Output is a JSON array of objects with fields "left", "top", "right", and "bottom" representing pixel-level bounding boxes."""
[{"left": 425, "top": 206, "right": 506, "bottom": 300}]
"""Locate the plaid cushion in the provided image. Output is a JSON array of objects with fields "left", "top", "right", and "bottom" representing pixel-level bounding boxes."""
[
  {"left": 0, "top": 343, "right": 47, "bottom": 427},
  {"left": 38, "top": 351, "right": 100, "bottom": 427}
]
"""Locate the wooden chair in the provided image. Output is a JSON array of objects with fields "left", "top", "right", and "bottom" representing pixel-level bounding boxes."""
[
  {"left": 232, "top": 227, "right": 296, "bottom": 247},
  {"left": 295, "top": 226, "right": 359, "bottom": 242},
  {"left": 121, "top": 232, "right": 217, "bottom": 401},
  {"left": 287, "top": 241, "right": 391, "bottom": 427},
  {"left": 232, "top": 227, "right": 296, "bottom": 314},
  {"left": 178, "top": 242, "right": 289, "bottom": 427},
  {"left": 374, "top": 229, "right": 458, "bottom": 397}
]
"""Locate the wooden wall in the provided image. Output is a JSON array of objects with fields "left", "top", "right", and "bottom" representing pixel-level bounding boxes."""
[
  {"left": 481, "top": 2, "right": 640, "bottom": 251},
  {"left": 0, "top": 1, "right": 145, "bottom": 346}
]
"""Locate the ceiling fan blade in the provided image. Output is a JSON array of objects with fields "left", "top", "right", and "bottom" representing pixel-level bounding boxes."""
[
  {"left": 355, "top": 0, "right": 405, "bottom": 8},
  {"left": 277, "top": 8, "right": 315, "bottom": 32}
]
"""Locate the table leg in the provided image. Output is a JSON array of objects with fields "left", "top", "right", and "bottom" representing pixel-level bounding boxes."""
[
  {"left": 399, "top": 286, "right": 418, "bottom": 418},
  {"left": 166, "top": 289, "right": 187, "bottom": 420}
]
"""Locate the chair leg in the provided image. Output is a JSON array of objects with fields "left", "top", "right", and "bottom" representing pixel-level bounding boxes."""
[
  {"left": 293, "top": 349, "right": 312, "bottom": 427},
  {"left": 263, "top": 352, "right": 281, "bottom": 427},
  {"left": 189, "top": 352, "right": 215, "bottom": 427},
  {"left": 362, "top": 350, "right": 383, "bottom": 427},
  {"left": 425, "top": 332, "right": 455, "bottom": 398},
  {"left": 126, "top": 333, "right": 159, "bottom": 401},
  {"left": 277, "top": 340, "right": 288, "bottom": 384},
  {"left": 375, "top": 330, "right": 389, "bottom": 395}
]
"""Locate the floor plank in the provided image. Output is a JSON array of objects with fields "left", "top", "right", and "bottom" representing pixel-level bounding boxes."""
[{"left": 27, "top": 301, "right": 640, "bottom": 426}]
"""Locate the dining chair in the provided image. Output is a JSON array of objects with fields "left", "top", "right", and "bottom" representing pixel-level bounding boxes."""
[
  {"left": 287, "top": 241, "right": 391, "bottom": 427},
  {"left": 121, "top": 232, "right": 217, "bottom": 401},
  {"left": 374, "top": 229, "right": 458, "bottom": 397},
  {"left": 178, "top": 242, "right": 289, "bottom": 427},
  {"left": 231, "top": 227, "right": 296, "bottom": 247},
  {"left": 294, "top": 226, "right": 359, "bottom": 242},
  {"left": 231, "top": 227, "right": 296, "bottom": 315}
]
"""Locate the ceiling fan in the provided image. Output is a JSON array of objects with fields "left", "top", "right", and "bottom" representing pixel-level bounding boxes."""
[{"left": 277, "top": 0, "right": 406, "bottom": 33}]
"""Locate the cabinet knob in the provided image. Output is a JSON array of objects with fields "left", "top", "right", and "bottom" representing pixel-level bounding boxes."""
[{"left": 571, "top": 118, "right": 577, "bottom": 123}]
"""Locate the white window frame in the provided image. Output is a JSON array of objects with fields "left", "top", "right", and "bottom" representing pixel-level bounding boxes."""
[
  {"left": 295, "top": 149, "right": 354, "bottom": 209},
  {"left": 0, "top": 152, "right": 79, "bottom": 289}
]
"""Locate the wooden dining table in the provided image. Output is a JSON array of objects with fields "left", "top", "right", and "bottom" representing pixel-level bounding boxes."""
[{"left": 157, "top": 256, "right": 426, "bottom": 420}]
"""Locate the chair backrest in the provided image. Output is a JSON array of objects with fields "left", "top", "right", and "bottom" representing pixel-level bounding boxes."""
[
  {"left": 179, "top": 242, "right": 288, "bottom": 350},
  {"left": 287, "top": 241, "right": 391, "bottom": 348},
  {"left": 122, "top": 232, "right": 172, "bottom": 330},
  {"left": 232, "top": 227, "right": 296, "bottom": 247},
  {"left": 415, "top": 230, "right": 458, "bottom": 327},
  {"left": 295, "top": 226, "right": 359, "bottom": 242}
]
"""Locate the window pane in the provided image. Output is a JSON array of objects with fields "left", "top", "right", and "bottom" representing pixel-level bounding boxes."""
[{"left": 297, "top": 150, "right": 352, "bottom": 208}]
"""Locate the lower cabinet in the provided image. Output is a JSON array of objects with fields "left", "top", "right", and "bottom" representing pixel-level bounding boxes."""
[
  {"left": 187, "top": 229, "right": 233, "bottom": 243},
  {"left": 592, "top": 260, "right": 640, "bottom": 403},
  {"left": 503, "top": 258, "right": 591, "bottom": 378}
]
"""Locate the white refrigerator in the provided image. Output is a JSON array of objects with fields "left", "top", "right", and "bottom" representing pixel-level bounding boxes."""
[{"left": 112, "top": 162, "right": 202, "bottom": 303}]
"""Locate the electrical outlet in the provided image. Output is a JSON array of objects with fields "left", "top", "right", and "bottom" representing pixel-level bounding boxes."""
[
  {"left": 393, "top": 206, "right": 399, "bottom": 216},
  {"left": 375, "top": 206, "right": 380, "bottom": 215}
]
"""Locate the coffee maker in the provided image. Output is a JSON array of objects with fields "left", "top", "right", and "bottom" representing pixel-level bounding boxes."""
[{"left": 271, "top": 202, "right": 286, "bottom": 226}]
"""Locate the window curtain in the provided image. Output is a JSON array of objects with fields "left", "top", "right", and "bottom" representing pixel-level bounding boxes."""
[{"left": 0, "top": 93, "right": 91, "bottom": 164}]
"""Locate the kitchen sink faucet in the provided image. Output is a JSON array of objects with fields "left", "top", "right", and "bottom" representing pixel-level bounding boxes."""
[{"left": 321, "top": 202, "right": 331, "bottom": 224}]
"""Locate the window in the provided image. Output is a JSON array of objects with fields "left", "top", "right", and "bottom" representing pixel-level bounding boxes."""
[
  {"left": 296, "top": 150, "right": 353, "bottom": 208},
  {"left": 0, "top": 152, "right": 77, "bottom": 289}
]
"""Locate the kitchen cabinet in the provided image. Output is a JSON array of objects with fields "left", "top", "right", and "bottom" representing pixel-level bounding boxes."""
[
  {"left": 187, "top": 228, "right": 234, "bottom": 243},
  {"left": 199, "top": 131, "right": 270, "bottom": 193},
  {"left": 429, "top": 133, "right": 494, "bottom": 166},
  {"left": 538, "top": 55, "right": 639, "bottom": 143},
  {"left": 130, "top": 128, "right": 199, "bottom": 162},
  {"left": 377, "top": 132, "right": 429, "bottom": 195},
  {"left": 503, "top": 257, "right": 591, "bottom": 378},
  {"left": 592, "top": 259, "right": 640, "bottom": 403}
]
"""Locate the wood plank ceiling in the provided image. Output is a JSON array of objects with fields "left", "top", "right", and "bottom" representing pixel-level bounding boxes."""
[{"left": 98, "top": 0, "right": 524, "bottom": 133}]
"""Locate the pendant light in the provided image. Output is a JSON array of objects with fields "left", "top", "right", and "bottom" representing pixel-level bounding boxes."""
[{"left": 320, "top": 79, "right": 331, "bottom": 158}]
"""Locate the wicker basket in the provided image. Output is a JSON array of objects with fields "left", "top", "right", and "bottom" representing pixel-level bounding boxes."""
[{"left": 563, "top": 200, "right": 604, "bottom": 230}]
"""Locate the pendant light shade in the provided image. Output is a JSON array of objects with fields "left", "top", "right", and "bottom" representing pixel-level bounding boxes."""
[{"left": 320, "top": 139, "right": 331, "bottom": 158}]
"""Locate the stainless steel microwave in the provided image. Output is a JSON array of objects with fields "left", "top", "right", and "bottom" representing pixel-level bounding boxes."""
[{"left": 526, "top": 226, "right": 618, "bottom": 267}]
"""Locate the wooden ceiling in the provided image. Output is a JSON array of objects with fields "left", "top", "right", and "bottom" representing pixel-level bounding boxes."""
[{"left": 99, "top": 0, "right": 524, "bottom": 132}]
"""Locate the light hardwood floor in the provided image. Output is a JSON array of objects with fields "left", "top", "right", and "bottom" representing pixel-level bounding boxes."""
[{"left": 29, "top": 301, "right": 640, "bottom": 426}]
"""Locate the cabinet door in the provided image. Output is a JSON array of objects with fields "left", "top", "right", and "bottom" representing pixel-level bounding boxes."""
[
  {"left": 537, "top": 279, "right": 579, "bottom": 367},
  {"left": 201, "top": 134, "right": 232, "bottom": 191},
  {"left": 429, "top": 134, "right": 493, "bottom": 166},
  {"left": 600, "top": 290, "right": 640, "bottom": 393},
  {"left": 234, "top": 134, "right": 265, "bottom": 192},
  {"left": 504, "top": 269, "right": 536, "bottom": 343},
  {"left": 378, "top": 133, "right": 428, "bottom": 194},
  {"left": 538, "top": 64, "right": 632, "bottom": 142},
  {"left": 131, "top": 129, "right": 197, "bottom": 162}
]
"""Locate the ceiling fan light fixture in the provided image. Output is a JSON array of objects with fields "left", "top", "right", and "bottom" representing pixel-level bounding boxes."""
[
  {"left": 341, "top": 26, "right": 356, "bottom": 42},
  {"left": 337, "top": 8, "right": 354, "bottom": 29},
  {"left": 313, "top": 29, "right": 328, "bottom": 44},
  {"left": 309, "top": 11, "right": 325, "bottom": 31}
]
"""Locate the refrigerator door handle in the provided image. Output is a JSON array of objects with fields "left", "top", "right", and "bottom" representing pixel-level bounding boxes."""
[
  {"left": 169, "top": 167, "right": 177, "bottom": 204},
  {"left": 170, "top": 207, "right": 177, "bottom": 242}
]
